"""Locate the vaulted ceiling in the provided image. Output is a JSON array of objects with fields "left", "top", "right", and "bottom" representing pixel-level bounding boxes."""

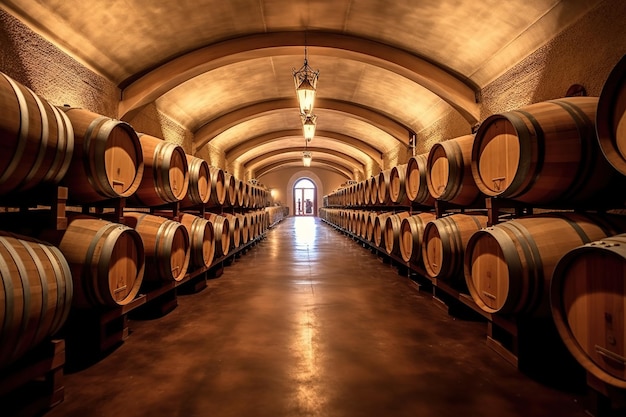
[{"left": 0, "top": 0, "right": 601, "bottom": 179}]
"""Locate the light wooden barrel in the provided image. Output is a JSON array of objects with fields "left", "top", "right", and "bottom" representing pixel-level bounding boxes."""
[
  {"left": 0, "top": 232, "right": 72, "bottom": 369},
  {"left": 427, "top": 135, "right": 480, "bottom": 206},
  {"left": 52, "top": 215, "right": 144, "bottom": 309},
  {"left": 224, "top": 173, "right": 237, "bottom": 207},
  {"left": 551, "top": 233, "right": 626, "bottom": 389},
  {"left": 377, "top": 169, "right": 393, "bottom": 205},
  {"left": 400, "top": 212, "right": 437, "bottom": 264},
  {"left": 384, "top": 211, "right": 410, "bottom": 256},
  {"left": 389, "top": 164, "right": 410, "bottom": 205},
  {"left": 365, "top": 211, "right": 378, "bottom": 242},
  {"left": 61, "top": 107, "right": 144, "bottom": 202},
  {"left": 207, "top": 167, "right": 226, "bottom": 207},
  {"left": 472, "top": 97, "right": 623, "bottom": 205},
  {"left": 123, "top": 212, "right": 190, "bottom": 283},
  {"left": 422, "top": 213, "right": 488, "bottom": 280},
  {"left": 373, "top": 212, "right": 394, "bottom": 248},
  {"left": 405, "top": 154, "right": 435, "bottom": 206},
  {"left": 131, "top": 134, "right": 189, "bottom": 206},
  {"left": 0, "top": 73, "right": 73, "bottom": 195},
  {"left": 597, "top": 56, "right": 626, "bottom": 176},
  {"left": 179, "top": 213, "right": 214, "bottom": 270},
  {"left": 235, "top": 180, "right": 245, "bottom": 208},
  {"left": 180, "top": 155, "right": 210, "bottom": 208},
  {"left": 368, "top": 176, "right": 379, "bottom": 206},
  {"left": 223, "top": 213, "right": 241, "bottom": 250},
  {"left": 465, "top": 212, "right": 626, "bottom": 316},
  {"left": 204, "top": 213, "right": 231, "bottom": 258}
]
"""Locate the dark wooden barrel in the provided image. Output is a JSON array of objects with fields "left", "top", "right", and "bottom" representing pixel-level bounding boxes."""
[
  {"left": 384, "top": 211, "right": 410, "bottom": 256},
  {"left": 389, "top": 164, "right": 410, "bottom": 205},
  {"left": 60, "top": 107, "right": 144, "bottom": 202},
  {"left": 204, "top": 213, "right": 231, "bottom": 258},
  {"left": 551, "top": 233, "right": 626, "bottom": 389},
  {"left": 180, "top": 155, "right": 210, "bottom": 208},
  {"left": 400, "top": 212, "right": 437, "bottom": 264},
  {"left": 131, "top": 134, "right": 189, "bottom": 206},
  {"left": 179, "top": 213, "right": 214, "bottom": 270},
  {"left": 49, "top": 215, "right": 144, "bottom": 309},
  {"left": 465, "top": 212, "right": 626, "bottom": 316},
  {"left": 405, "top": 154, "right": 435, "bottom": 206},
  {"left": 123, "top": 212, "right": 190, "bottom": 283},
  {"left": 422, "top": 213, "right": 487, "bottom": 280},
  {"left": 0, "top": 72, "right": 73, "bottom": 195},
  {"left": 427, "top": 135, "right": 480, "bottom": 206},
  {"left": 597, "top": 56, "right": 626, "bottom": 176},
  {"left": 472, "top": 97, "right": 623, "bottom": 205},
  {"left": 0, "top": 232, "right": 73, "bottom": 369}
]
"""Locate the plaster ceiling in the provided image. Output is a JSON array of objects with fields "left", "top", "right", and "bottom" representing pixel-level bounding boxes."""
[{"left": 0, "top": 0, "right": 601, "bottom": 178}]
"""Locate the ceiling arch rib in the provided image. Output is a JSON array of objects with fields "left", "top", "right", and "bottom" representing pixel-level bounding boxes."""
[
  {"left": 193, "top": 98, "right": 409, "bottom": 151},
  {"left": 247, "top": 151, "right": 359, "bottom": 177},
  {"left": 254, "top": 159, "right": 353, "bottom": 180},
  {"left": 243, "top": 147, "right": 364, "bottom": 171},
  {"left": 225, "top": 129, "right": 383, "bottom": 167},
  {"left": 118, "top": 31, "right": 479, "bottom": 124}
]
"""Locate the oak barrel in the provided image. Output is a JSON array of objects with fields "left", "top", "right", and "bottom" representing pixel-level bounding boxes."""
[
  {"left": 61, "top": 107, "right": 144, "bottom": 202},
  {"left": 389, "top": 164, "right": 410, "bottom": 205},
  {"left": 400, "top": 212, "right": 437, "bottom": 264},
  {"left": 237, "top": 213, "right": 250, "bottom": 244},
  {"left": 597, "top": 55, "right": 626, "bottom": 175},
  {"left": 368, "top": 176, "right": 378, "bottom": 206},
  {"left": 223, "top": 213, "right": 241, "bottom": 250},
  {"left": 551, "top": 233, "right": 626, "bottom": 389},
  {"left": 377, "top": 169, "right": 393, "bottom": 205},
  {"left": 131, "top": 134, "right": 189, "bottom": 206},
  {"left": 179, "top": 213, "right": 215, "bottom": 270},
  {"left": 465, "top": 213, "right": 626, "bottom": 316},
  {"left": 204, "top": 213, "right": 231, "bottom": 258},
  {"left": 180, "top": 155, "right": 210, "bottom": 208},
  {"left": 422, "top": 213, "right": 487, "bottom": 280},
  {"left": 224, "top": 173, "right": 237, "bottom": 207},
  {"left": 207, "top": 166, "right": 226, "bottom": 207},
  {"left": 0, "top": 232, "right": 72, "bottom": 369},
  {"left": 0, "top": 73, "right": 73, "bottom": 194},
  {"left": 51, "top": 215, "right": 144, "bottom": 309},
  {"left": 123, "top": 212, "right": 190, "bottom": 282},
  {"left": 405, "top": 154, "right": 435, "bottom": 206},
  {"left": 427, "top": 135, "right": 480, "bottom": 206},
  {"left": 383, "top": 211, "right": 410, "bottom": 256},
  {"left": 471, "top": 97, "right": 622, "bottom": 205},
  {"left": 373, "top": 212, "right": 394, "bottom": 248}
]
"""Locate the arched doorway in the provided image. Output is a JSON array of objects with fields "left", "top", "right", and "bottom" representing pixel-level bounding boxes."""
[{"left": 293, "top": 178, "right": 317, "bottom": 216}]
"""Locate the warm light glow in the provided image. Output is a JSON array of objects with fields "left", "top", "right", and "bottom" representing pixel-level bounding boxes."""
[
  {"left": 302, "top": 114, "right": 317, "bottom": 141},
  {"left": 302, "top": 151, "right": 312, "bottom": 167},
  {"left": 293, "top": 49, "right": 319, "bottom": 116}
]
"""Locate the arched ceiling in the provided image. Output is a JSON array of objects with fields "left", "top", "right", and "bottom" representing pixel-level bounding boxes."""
[{"left": 0, "top": 0, "right": 601, "bottom": 179}]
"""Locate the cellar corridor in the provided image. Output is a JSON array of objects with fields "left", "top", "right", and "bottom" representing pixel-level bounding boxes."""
[{"left": 43, "top": 216, "right": 587, "bottom": 417}]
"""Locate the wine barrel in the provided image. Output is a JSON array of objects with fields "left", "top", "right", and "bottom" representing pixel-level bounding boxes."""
[
  {"left": 207, "top": 166, "right": 226, "bottom": 207},
  {"left": 224, "top": 173, "right": 236, "bottom": 207},
  {"left": 180, "top": 155, "right": 210, "bottom": 208},
  {"left": 131, "top": 134, "right": 189, "bottom": 206},
  {"left": 389, "top": 164, "right": 410, "bottom": 205},
  {"left": 237, "top": 213, "right": 249, "bottom": 244},
  {"left": 368, "top": 176, "right": 378, "bottom": 206},
  {"left": 123, "top": 212, "right": 190, "bottom": 282},
  {"left": 422, "top": 213, "right": 487, "bottom": 280},
  {"left": 179, "top": 213, "right": 214, "bottom": 270},
  {"left": 471, "top": 97, "right": 623, "bottom": 205},
  {"left": 0, "top": 73, "right": 73, "bottom": 195},
  {"left": 551, "top": 233, "right": 626, "bottom": 389},
  {"left": 60, "top": 107, "right": 144, "bottom": 202},
  {"left": 377, "top": 169, "right": 393, "bottom": 205},
  {"left": 400, "top": 212, "right": 437, "bottom": 264},
  {"left": 50, "top": 215, "right": 144, "bottom": 309},
  {"left": 204, "top": 213, "right": 230, "bottom": 258},
  {"left": 405, "top": 154, "right": 435, "bottom": 206},
  {"left": 373, "top": 212, "right": 394, "bottom": 248},
  {"left": 465, "top": 212, "right": 626, "bottom": 316},
  {"left": 235, "top": 179, "right": 245, "bottom": 208},
  {"left": 223, "top": 213, "right": 241, "bottom": 250},
  {"left": 0, "top": 232, "right": 72, "bottom": 369},
  {"left": 427, "top": 135, "right": 481, "bottom": 206},
  {"left": 597, "top": 55, "right": 626, "bottom": 176},
  {"left": 384, "top": 211, "right": 410, "bottom": 256}
]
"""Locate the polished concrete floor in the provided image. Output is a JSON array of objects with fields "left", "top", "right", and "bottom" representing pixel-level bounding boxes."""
[{"left": 43, "top": 216, "right": 590, "bottom": 417}]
